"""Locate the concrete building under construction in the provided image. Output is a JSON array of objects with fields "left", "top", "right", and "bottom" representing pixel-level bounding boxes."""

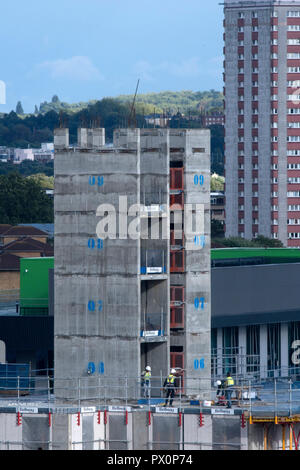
[{"left": 53, "top": 127, "right": 211, "bottom": 400}]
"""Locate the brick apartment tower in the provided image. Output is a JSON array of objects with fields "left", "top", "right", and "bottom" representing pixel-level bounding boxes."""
[{"left": 224, "top": 0, "right": 300, "bottom": 246}]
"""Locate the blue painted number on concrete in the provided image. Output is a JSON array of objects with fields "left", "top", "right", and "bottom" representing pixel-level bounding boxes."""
[
  {"left": 87, "top": 362, "right": 105, "bottom": 375},
  {"left": 88, "top": 300, "right": 103, "bottom": 312},
  {"left": 194, "top": 235, "right": 206, "bottom": 247},
  {"left": 194, "top": 358, "right": 205, "bottom": 370},
  {"left": 89, "top": 176, "right": 104, "bottom": 186},
  {"left": 194, "top": 175, "right": 204, "bottom": 186},
  {"left": 194, "top": 297, "right": 205, "bottom": 309},
  {"left": 88, "top": 362, "right": 96, "bottom": 374},
  {"left": 88, "top": 238, "right": 104, "bottom": 250}
]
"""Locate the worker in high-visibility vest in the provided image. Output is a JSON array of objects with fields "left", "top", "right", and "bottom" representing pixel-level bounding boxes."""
[
  {"left": 142, "top": 366, "right": 152, "bottom": 399},
  {"left": 225, "top": 372, "right": 235, "bottom": 409},
  {"left": 163, "top": 369, "right": 176, "bottom": 407}
]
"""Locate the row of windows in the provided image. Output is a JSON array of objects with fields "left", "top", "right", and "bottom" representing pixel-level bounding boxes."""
[
  {"left": 237, "top": 11, "right": 277, "bottom": 19},
  {"left": 237, "top": 39, "right": 278, "bottom": 46},
  {"left": 238, "top": 206, "right": 300, "bottom": 212},
  {"left": 288, "top": 177, "right": 300, "bottom": 183},
  {"left": 288, "top": 233, "right": 300, "bottom": 239},
  {"left": 237, "top": 151, "right": 300, "bottom": 159},
  {"left": 287, "top": 11, "right": 300, "bottom": 17},
  {"left": 287, "top": 219, "right": 300, "bottom": 225}
]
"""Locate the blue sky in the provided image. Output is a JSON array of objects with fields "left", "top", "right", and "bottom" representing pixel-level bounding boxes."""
[{"left": 0, "top": 0, "right": 224, "bottom": 113}]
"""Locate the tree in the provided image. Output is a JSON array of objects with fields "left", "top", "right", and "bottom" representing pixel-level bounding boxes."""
[
  {"left": 34, "top": 105, "right": 39, "bottom": 115},
  {"left": 16, "top": 101, "right": 24, "bottom": 115},
  {"left": 0, "top": 173, "right": 53, "bottom": 224},
  {"left": 52, "top": 95, "right": 60, "bottom": 104}
]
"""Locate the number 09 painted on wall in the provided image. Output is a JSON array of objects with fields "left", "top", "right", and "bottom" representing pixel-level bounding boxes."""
[{"left": 194, "top": 174, "right": 204, "bottom": 186}]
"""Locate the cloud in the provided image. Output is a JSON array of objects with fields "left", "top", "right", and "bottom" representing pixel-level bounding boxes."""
[
  {"left": 37, "top": 56, "right": 103, "bottom": 81},
  {"left": 132, "top": 57, "right": 204, "bottom": 81}
]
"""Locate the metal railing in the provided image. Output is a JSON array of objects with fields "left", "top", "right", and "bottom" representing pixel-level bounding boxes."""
[{"left": 0, "top": 370, "right": 300, "bottom": 421}]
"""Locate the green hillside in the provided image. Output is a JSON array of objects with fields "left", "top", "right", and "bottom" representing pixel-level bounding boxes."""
[{"left": 35, "top": 90, "right": 223, "bottom": 116}]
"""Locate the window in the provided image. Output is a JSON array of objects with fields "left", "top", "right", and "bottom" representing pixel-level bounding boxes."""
[
  {"left": 288, "top": 122, "right": 300, "bottom": 128},
  {"left": 288, "top": 163, "right": 300, "bottom": 169},
  {"left": 238, "top": 12, "right": 245, "bottom": 19},
  {"left": 170, "top": 168, "right": 184, "bottom": 190},
  {"left": 288, "top": 108, "right": 300, "bottom": 114},
  {"left": 288, "top": 53, "right": 300, "bottom": 59},
  {"left": 252, "top": 40, "right": 258, "bottom": 45},
  {"left": 288, "top": 80, "right": 300, "bottom": 87},
  {"left": 252, "top": 26, "right": 258, "bottom": 32},
  {"left": 288, "top": 177, "right": 300, "bottom": 183},
  {"left": 252, "top": 67, "right": 259, "bottom": 73},
  {"left": 288, "top": 149, "right": 300, "bottom": 155},
  {"left": 288, "top": 25, "right": 300, "bottom": 31},
  {"left": 170, "top": 286, "right": 184, "bottom": 329},
  {"left": 170, "top": 251, "right": 184, "bottom": 273},
  {"left": 287, "top": 136, "right": 300, "bottom": 142},
  {"left": 288, "top": 39, "right": 300, "bottom": 46},
  {"left": 238, "top": 27, "right": 244, "bottom": 32},
  {"left": 287, "top": 11, "right": 300, "bottom": 17}
]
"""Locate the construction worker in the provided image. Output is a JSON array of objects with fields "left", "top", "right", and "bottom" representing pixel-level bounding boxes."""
[
  {"left": 225, "top": 372, "right": 235, "bottom": 409},
  {"left": 163, "top": 369, "right": 176, "bottom": 407},
  {"left": 141, "top": 366, "right": 151, "bottom": 399}
]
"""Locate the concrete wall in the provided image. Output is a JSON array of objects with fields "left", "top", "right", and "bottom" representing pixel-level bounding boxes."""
[{"left": 54, "top": 129, "right": 141, "bottom": 399}]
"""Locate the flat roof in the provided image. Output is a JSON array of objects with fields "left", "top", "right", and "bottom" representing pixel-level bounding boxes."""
[{"left": 211, "top": 247, "right": 300, "bottom": 260}]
